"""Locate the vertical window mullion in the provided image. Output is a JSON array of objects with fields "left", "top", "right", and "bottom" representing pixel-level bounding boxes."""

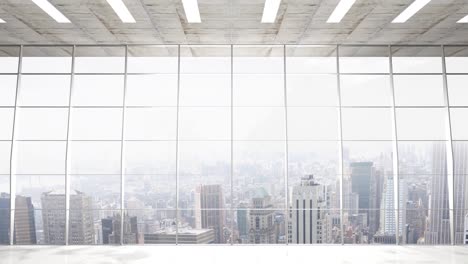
[{"left": 9, "top": 45, "right": 22, "bottom": 245}]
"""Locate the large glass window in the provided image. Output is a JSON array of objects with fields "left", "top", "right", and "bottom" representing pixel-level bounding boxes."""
[{"left": 1, "top": 44, "right": 467, "bottom": 246}]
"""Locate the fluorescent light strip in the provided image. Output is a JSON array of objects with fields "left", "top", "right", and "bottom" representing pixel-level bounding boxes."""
[
  {"left": 261, "top": 0, "right": 281, "bottom": 23},
  {"left": 32, "top": 0, "right": 70, "bottom": 23},
  {"left": 106, "top": 0, "right": 136, "bottom": 23},
  {"left": 0, "top": 18, "right": 5, "bottom": 23},
  {"left": 327, "top": 0, "right": 356, "bottom": 23},
  {"left": 457, "top": 15, "right": 468, "bottom": 23},
  {"left": 182, "top": 0, "right": 201, "bottom": 23},
  {"left": 392, "top": 0, "right": 431, "bottom": 23}
]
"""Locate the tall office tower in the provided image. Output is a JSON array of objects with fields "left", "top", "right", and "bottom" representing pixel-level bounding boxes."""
[
  {"left": 0, "top": 193, "right": 10, "bottom": 244},
  {"left": 290, "top": 175, "right": 325, "bottom": 244},
  {"left": 454, "top": 142, "right": 468, "bottom": 244},
  {"left": 102, "top": 214, "right": 138, "bottom": 244},
  {"left": 425, "top": 143, "right": 450, "bottom": 244},
  {"left": 101, "top": 217, "right": 113, "bottom": 244},
  {"left": 248, "top": 188, "right": 276, "bottom": 244},
  {"left": 405, "top": 200, "right": 426, "bottom": 244},
  {"left": 69, "top": 190, "right": 95, "bottom": 244},
  {"left": 194, "top": 184, "right": 224, "bottom": 243},
  {"left": 237, "top": 203, "right": 249, "bottom": 241},
  {"left": 374, "top": 175, "right": 406, "bottom": 244},
  {"left": 13, "top": 195, "right": 37, "bottom": 244},
  {"left": 42, "top": 190, "right": 94, "bottom": 244},
  {"left": 349, "top": 162, "right": 380, "bottom": 235}
]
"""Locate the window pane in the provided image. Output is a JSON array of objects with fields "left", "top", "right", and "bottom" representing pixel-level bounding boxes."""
[
  {"left": 342, "top": 108, "right": 393, "bottom": 140},
  {"left": 178, "top": 209, "right": 230, "bottom": 244},
  {"left": 234, "top": 74, "right": 284, "bottom": 106},
  {"left": 443, "top": 46, "right": 468, "bottom": 73},
  {"left": 70, "top": 141, "right": 120, "bottom": 175},
  {"left": 0, "top": 108, "right": 13, "bottom": 140},
  {"left": 392, "top": 46, "right": 442, "bottom": 73},
  {"left": 22, "top": 46, "right": 72, "bottom": 73},
  {"left": 70, "top": 176, "right": 120, "bottom": 210},
  {"left": 71, "top": 108, "right": 122, "bottom": 140},
  {"left": 125, "top": 108, "right": 176, "bottom": 140},
  {"left": 179, "top": 107, "right": 230, "bottom": 141},
  {"left": 126, "top": 75, "right": 178, "bottom": 107},
  {"left": 287, "top": 74, "right": 338, "bottom": 106},
  {"left": 16, "top": 108, "right": 68, "bottom": 140},
  {"left": 75, "top": 47, "right": 125, "bottom": 73},
  {"left": 178, "top": 141, "right": 230, "bottom": 209},
  {"left": 394, "top": 75, "right": 444, "bottom": 106},
  {"left": 15, "top": 141, "right": 66, "bottom": 175},
  {"left": 339, "top": 46, "right": 389, "bottom": 73},
  {"left": 125, "top": 141, "right": 176, "bottom": 210},
  {"left": 288, "top": 107, "right": 339, "bottom": 140},
  {"left": 233, "top": 141, "right": 285, "bottom": 209},
  {"left": 73, "top": 75, "right": 124, "bottom": 106},
  {"left": 286, "top": 45, "right": 337, "bottom": 74},
  {"left": 288, "top": 141, "right": 340, "bottom": 211},
  {"left": 234, "top": 107, "right": 285, "bottom": 141},
  {"left": 180, "top": 45, "right": 231, "bottom": 74},
  {"left": 180, "top": 74, "right": 230, "bottom": 106},
  {"left": 16, "top": 175, "right": 65, "bottom": 209},
  {"left": 19, "top": 75, "right": 70, "bottom": 106},
  {"left": 128, "top": 45, "right": 178, "bottom": 74},
  {"left": 340, "top": 75, "right": 391, "bottom": 106},
  {"left": 451, "top": 109, "right": 468, "bottom": 140},
  {"left": 234, "top": 209, "right": 286, "bottom": 244},
  {"left": 234, "top": 46, "right": 283, "bottom": 74},
  {"left": 396, "top": 108, "right": 447, "bottom": 140},
  {"left": 0, "top": 141, "right": 11, "bottom": 175},
  {"left": 0, "top": 47, "right": 19, "bottom": 73},
  {"left": 447, "top": 75, "right": 468, "bottom": 106},
  {"left": 0, "top": 75, "right": 17, "bottom": 106}
]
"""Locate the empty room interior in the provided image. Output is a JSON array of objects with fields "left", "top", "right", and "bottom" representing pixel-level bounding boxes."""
[{"left": 0, "top": 0, "right": 468, "bottom": 263}]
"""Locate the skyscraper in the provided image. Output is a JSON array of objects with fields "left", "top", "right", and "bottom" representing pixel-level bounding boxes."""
[
  {"left": 102, "top": 214, "right": 138, "bottom": 244},
  {"left": 424, "top": 143, "right": 450, "bottom": 244},
  {"left": 42, "top": 190, "right": 94, "bottom": 244},
  {"left": 13, "top": 195, "right": 37, "bottom": 245},
  {"left": 349, "top": 162, "right": 381, "bottom": 236},
  {"left": 454, "top": 142, "right": 468, "bottom": 244},
  {"left": 0, "top": 193, "right": 10, "bottom": 244},
  {"left": 248, "top": 188, "right": 276, "bottom": 244},
  {"left": 289, "top": 175, "right": 325, "bottom": 244},
  {"left": 374, "top": 175, "right": 406, "bottom": 244},
  {"left": 194, "top": 184, "right": 224, "bottom": 243},
  {"left": 236, "top": 203, "right": 249, "bottom": 241}
]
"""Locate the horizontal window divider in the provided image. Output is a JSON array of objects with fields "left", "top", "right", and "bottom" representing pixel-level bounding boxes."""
[
  {"left": 73, "top": 73, "right": 125, "bottom": 75},
  {"left": 391, "top": 73, "right": 443, "bottom": 75},
  {"left": 0, "top": 73, "right": 19, "bottom": 75},
  {"left": 21, "top": 73, "right": 72, "bottom": 75},
  {"left": 13, "top": 139, "right": 67, "bottom": 142},
  {"left": 16, "top": 106, "right": 70, "bottom": 108},
  {"left": 338, "top": 72, "right": 390, "bottom": 75},
  {"left": 394, "top": 106, "right": 447, "bottom": 108}
]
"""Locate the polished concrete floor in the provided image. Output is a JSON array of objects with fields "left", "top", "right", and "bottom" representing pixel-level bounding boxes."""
[{"left": 0, "top": 246, "right": 467, "bottom": 264}]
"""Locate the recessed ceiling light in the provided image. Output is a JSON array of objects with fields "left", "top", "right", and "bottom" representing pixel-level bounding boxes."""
[
  {"left": 327, "top": 0, "right": 356, "bottom": 23},
  {"left": 0, "top": 18, "right": 5, "bottom": 23},
  {"left": 31, "top": 0, "right": 71, "bottom": 23},
  {"left": 106, "top": 0, "right": 136, "bottom": 23},
  {"left": 457, "top": 15, "right": 468, "bottom": 23},
  {"left": 182, "top": 0, "right": 201, "bottom": 23},
  {"left": 261, "top": 0, "right": 281, "bottom": 23},
  {"left": 392, "top": 0, "right": 431, "bottom": 23}
]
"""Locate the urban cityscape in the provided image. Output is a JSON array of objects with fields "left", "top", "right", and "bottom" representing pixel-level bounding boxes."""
[{"left": 1, "top": 141, "right": 467, "bottom": 245}]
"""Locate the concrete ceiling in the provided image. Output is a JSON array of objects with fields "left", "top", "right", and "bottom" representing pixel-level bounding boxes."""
[{"left": 0, "top": 0, "right": 468, "bottom": 45}]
